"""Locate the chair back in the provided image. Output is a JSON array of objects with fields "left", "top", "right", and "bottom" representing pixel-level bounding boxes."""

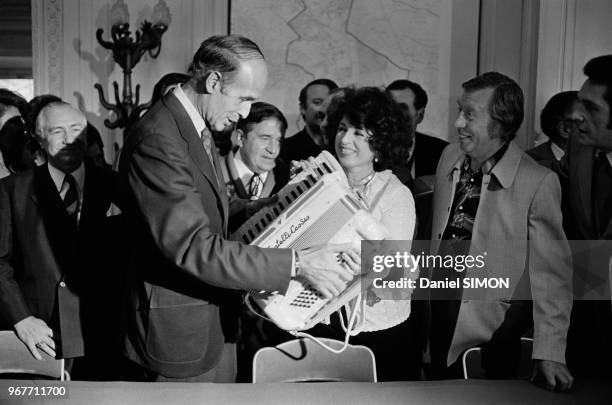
[
  {"left": 0, "top": 331, "right": 68, "bottom": 380},
  {"left": 252, "top": 338, "right": 376, "bottom": 383},
  {"left": 462, "top": 337, "right": 533, "bottom": 379}
]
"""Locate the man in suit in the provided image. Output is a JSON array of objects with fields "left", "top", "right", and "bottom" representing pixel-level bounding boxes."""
[
  {"left": 0, "top": 102, "right": 118, "bottom": 378},
  {"left": 118, "top": 35, "right": 358, "bottom": 382},
  {"left": 428, "top": 72, "right": 573, "bottom": 391},
  {"left": 279, "top": 78, "right": 338, "bottom": 164},
  {"left": 387, "top": 79, "right": 448, "bottom": 180},
  {"left": 559, "top": 55, "right": 612, "bottom": 378},
  {"left": 527, "top": 91, "right": 580, "bottom": 163},
  {"left": 220, "top": 101, "right": 288, "bottom": 232}
]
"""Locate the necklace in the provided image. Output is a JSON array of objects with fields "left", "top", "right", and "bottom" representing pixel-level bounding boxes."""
[{"left": 348, "top": 171, "right": 376, "bottom": 189}]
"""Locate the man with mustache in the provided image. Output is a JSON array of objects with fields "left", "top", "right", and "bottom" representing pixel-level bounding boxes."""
[
  {"left": 428, "top": 72, "right": 573, "bottom": 391},
  {"left": 0, "top": 102, "right": 119, "bottom": 378},
  {"left": 279, "top": 78, "right": 338, "bottom": 164}
]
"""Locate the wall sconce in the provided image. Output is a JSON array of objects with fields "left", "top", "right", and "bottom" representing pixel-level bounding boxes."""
[{"left": 94, "top": 0, "right": 171, "bottom": 130}]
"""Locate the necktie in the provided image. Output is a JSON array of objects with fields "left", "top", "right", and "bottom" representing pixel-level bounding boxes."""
[
  {"left": 201, "top": 128, "right": 220, "bottom": 181},
  {"left": 62, "top": 174, "right": 79, "bottom": 224},
  {"left": 248, "top": 173, "right": 262, "bottom": 199},
  {"left": 201, "top": 128, "right": 213, "bottom": 160},
  {"left": 592, "top": 151, "right": 612, "bottom": 236}
]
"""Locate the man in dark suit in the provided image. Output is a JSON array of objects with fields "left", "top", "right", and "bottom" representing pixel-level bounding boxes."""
[
  {"left": 279, "top": 78, "right": 338, "bottom": 164},
  {"left": 558, "top": 55, "right": 612, "bottom": 378},
  {"left": 527, "top": 91, "right": 579, "bottom": 163},
  {"left": 0, "top": 102, "right": 118, "bottom": 378},
  {"left": 387, "top": 79, "right": 448, "bottom": 180},
  {"left": 119, "top": 35, "right": 358, "bottom": 382}
]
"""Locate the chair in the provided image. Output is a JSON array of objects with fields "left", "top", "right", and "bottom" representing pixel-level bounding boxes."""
[
  {"left": 252, "top": 338, "right": 377, "bottom": 383},
  {"left": 0, "top": 331, "right": 69, "bottom": 380},
  {"left": 462, "top": 337, "right": 533, "bottom": 379}
]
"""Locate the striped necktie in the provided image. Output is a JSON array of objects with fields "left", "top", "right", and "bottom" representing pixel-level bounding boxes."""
[{"left": 62, "top": 173, "right": 79, "bottom": 223}]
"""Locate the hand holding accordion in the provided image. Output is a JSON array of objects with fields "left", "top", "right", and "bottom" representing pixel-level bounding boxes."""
[
  {"left": 296, "top": 242, "right": 362, "bottom": 299},
  {"left": 234, "top": 151, "right": 388, "bottom": 331}
]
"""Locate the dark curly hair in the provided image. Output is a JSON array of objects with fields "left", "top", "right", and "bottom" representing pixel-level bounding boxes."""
[{"left": 333, "top": 87, "right": 412, "bottom": 171}]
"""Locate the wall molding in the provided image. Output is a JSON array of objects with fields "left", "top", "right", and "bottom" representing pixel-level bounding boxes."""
[{"left": 32, "top": 0, "right": 63, "bottom": 96}]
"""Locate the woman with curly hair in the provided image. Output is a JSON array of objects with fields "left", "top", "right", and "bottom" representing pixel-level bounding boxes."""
[{"left": 311, "top": 86, "right": 422, "bottom": 381}]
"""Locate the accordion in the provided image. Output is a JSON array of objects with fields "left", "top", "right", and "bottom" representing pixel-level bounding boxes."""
[{"left": 232, "top": 152, "right": 387, "bottom": 331}]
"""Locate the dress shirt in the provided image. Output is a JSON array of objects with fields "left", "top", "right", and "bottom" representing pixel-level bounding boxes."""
[{"left": 48, "top": 162, "right": 85, "bottom": 221}]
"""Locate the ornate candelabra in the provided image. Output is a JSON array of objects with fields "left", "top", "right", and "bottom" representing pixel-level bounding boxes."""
[{"left": 95, "top": 0, "right": 171, "bottom": 130}]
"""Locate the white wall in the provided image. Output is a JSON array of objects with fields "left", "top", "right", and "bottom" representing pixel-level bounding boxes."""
[{"left": 32, "top": 0, "right": 228, "bottom": 164}]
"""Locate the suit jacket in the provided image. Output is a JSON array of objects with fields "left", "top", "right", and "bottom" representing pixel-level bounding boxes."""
[
  {"left": 220, "top": 148, "right": 284, "bottom": 233},
  {"left": 526, "top": 141, "right": 557, "bottom": 163},
  {"left": 431, "top": 141, "right": 572, "bottom": 365},
  {"left": 0, "top": 162, "right": 117, "bottom": 358},
  {"left": 563, "top": 135, "right": 612, "bottom": 240},
  {"left": 414, "top": 132, "right": 449, "bottom": 178},
  {"left": 119, "top": 92, "right": 292, "bottom": 378},
  {"left": 279, "top": 128, "right": 322, "bottom": 164}
]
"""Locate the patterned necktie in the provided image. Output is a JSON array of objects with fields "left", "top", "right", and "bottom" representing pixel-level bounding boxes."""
[
  {"left": 248, "top": 173, "right": 262, "bottom": 199},
  {"left": 201, "top": 128, "right": 213, "bottom": 160},
  {"left": 62, "top": 173, "right": 79, "bottom": 223}
]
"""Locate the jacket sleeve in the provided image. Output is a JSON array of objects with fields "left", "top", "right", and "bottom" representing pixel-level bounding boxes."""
[
  {"left": 126, "top": 130, "right": 292, "bottom": 294},
  {"left": 0, "top": 178, "right": 31, "bottom": 327},
  {"left": 528, "top": 171, "right": 573, "bottom": 364}
]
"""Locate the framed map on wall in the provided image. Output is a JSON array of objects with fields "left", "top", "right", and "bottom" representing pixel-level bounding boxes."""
[{"left": 230, "top": 0, "right": 479, "bottom": 140}]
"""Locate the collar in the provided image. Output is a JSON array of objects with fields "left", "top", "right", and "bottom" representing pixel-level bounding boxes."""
[
  {"left": 173, "top": 84, "right": 207, "bottom": 136},
  {"left": 0, "top": 152, "right": 9, "bottom": 179},
  {"left": 449, "top": 141, "right": 519, "bottom": 189},
  {"left": 233, "top": 149, "right": 268, "bottom": 185},
  {"left": 550, "top": 141, "right": 565, "bottom": 161},
  {"left": 596, "top": 149, "right": 612, "bottom": 168},
  {"left": 47, "top": 162, "right": 85, "bottom": 193}
]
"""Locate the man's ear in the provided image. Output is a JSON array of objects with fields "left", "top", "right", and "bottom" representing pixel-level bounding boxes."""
[
  {"left": 235, "top": 129, "right": 244, "bottom": 147},
  {"left": 205, "top": 71, "right": 223, "bottom": 94},
  {"left": 415, "top": 108, "right": 425, "bottom": 125},
  {"left": 299, "top": 103, "right": 306, "bottom": 120}
]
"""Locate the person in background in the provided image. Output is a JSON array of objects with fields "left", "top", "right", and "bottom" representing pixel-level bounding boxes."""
[
  {"left": 0, "top": 101, "right": 120, "bottom": 379},
  {"left": 0, "top": 89, "right": 34, "bottom": 177},
  {"left": 150, "top": 72, "right": 191, "bottom": 106},
  {"left": 556, "top": 55, "right": 612, "bottom": 379},
  {"left": 527, "top": 91, "right": 580, "bottom": 162},
  {"left": 387, "top": 79, "right": 448, "bottom": 181},
  {"left": 279, "top": 78, "right": 338, "bottom": 164},
  {"left": 220, "top": 101, "right": 288, "bottom": 232}
]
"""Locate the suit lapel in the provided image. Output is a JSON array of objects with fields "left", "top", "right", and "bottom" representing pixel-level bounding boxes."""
[
  {"left": 260, "top": 170, "right": 276, "bottom": 198},
  {"left": 162, "top": 93, "right": 227, "bottom": 224},
  {"left": 226, "top": 150, "right": 249, "bottom": 199}
]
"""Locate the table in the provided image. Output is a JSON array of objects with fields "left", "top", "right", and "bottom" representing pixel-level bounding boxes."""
[{"left": 0, "top": 379, "right": 609, "bottom": 404}]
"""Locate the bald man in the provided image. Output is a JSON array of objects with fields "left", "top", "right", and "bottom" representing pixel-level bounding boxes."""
[{"left": 0, "top": 102, "right": 120, "bottom": 378}]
